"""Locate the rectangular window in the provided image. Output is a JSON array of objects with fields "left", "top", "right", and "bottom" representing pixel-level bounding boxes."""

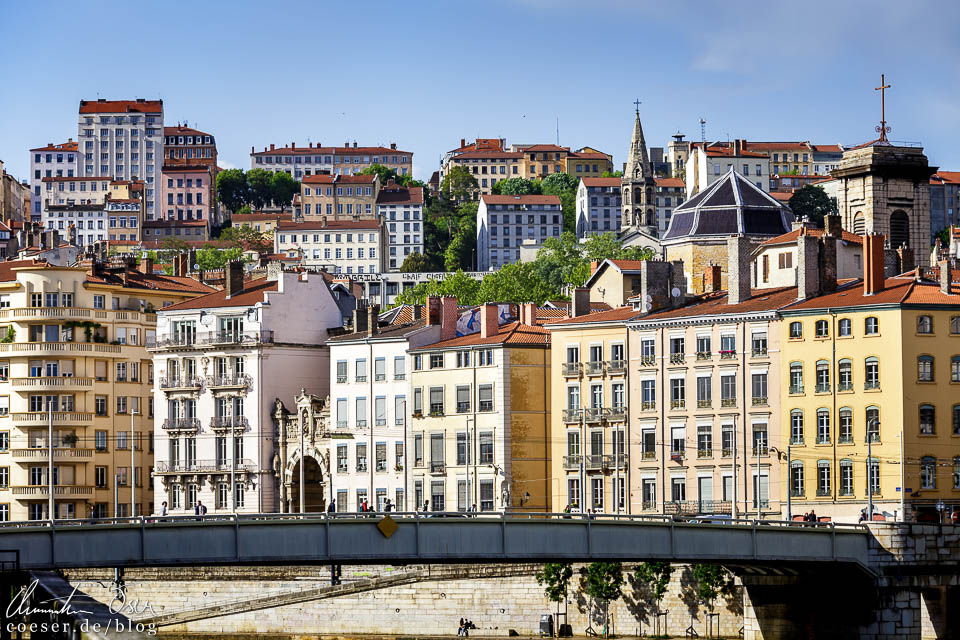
[
  {"left": 456, "top": 385, "right": 470, "bottom": 413},
  {"left": 479, "top": 432, "right": 493, "bottom": 464},
  {"left": 429, "top": 387, "right": 444, "bottom": 415}
]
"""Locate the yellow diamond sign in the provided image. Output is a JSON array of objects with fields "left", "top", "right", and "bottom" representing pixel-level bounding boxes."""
[{"left": 377, "top": 514, "right": 398, "bottom": 539}]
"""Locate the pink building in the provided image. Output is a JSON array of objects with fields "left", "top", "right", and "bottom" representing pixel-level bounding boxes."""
[{"left": 160, "top": 165, "right": 211, "bottom": 227}]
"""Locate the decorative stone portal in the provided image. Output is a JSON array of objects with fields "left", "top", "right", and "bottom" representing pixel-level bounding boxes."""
[{"left": 272, "top": 389, "right": 331, "bottom": 513}]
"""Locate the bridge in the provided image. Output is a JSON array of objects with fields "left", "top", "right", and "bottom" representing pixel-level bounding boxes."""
[{"left": 0, "top": 512, "right": 871, "bottom": 573}]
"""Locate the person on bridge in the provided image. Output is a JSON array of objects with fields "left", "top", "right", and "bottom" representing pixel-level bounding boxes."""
[
  {"left": 327, "top": 500, "right": 336, "bottom": 514},
  {"left": 195, "top": 500, "right": 207, "bottom": 518},
  {"left": 161, "top": 501, "right": 168, "bottom": 517},
  {"left": 384, "top": 499, "right": 393, "bottom": 512},
  {"left": 422, "top": 501, "right": 429, "bottom": 512}
]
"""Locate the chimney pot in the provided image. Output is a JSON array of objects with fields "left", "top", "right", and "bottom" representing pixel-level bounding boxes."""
[
  {"left": 368, "top": 304, "right": 380, "bottom": 337},
  {"left": 425, "top": 296, "right": 441, "bottom": 327},
  {"left": 572, "top": 288, "right": 590, "bottom": 317},
  {"left": 440, "top": 296, "right": 458, "bottom": 341},
  {"left": 590, "top": 260, "right": 600, "bottom": 275},
  {"left": 939, "top": 260, "right": 952, "bottom": 294},
  {"left": 224, "top": 260, "right": 244, "bottom": 299},
  {"left": 797, "top": 233, "right": 820, "bottom": 300},
  {"left": 481, "top": 303, "right": 499, "bottom": 338},
  {"left": 270, "top": 144, "right": 275, "bottom": 151},
  {"left": 704, "top": 264, "right": 722, "bottom": 293},
  {"left": 461, "top": 138, "right": 466, "bottom": 148},
  {"left": 353, "top": 303, "right": 369, "bottom": 334}
]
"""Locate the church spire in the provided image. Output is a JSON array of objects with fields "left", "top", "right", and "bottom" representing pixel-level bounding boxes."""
[
  {"left": 625, "top": 105, "right": 652, "bottom": 181},
  {"left": 620, "top": 103, "right": 658, "bottom": 236}
]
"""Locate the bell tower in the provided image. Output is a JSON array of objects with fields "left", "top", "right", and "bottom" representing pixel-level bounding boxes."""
[{"left": 621, "top": 101, "right": 658, "bottom": 236}]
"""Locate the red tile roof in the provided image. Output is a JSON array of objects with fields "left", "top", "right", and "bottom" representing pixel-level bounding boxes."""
[
  {"left": 761, "top": 228, "right": 863, "bottom": 247},
  {"left": 252, "top": 145, "right": 412, "bottom": 156},
  {"left": 301, "top": 173, "right": 376, "bottom": 185},
  {"left": 783, "top": 278, "right": 912, "bottom": 310},
  {"left": 545, "top": 306, "right": 641, "bottom": 326},
  {"left": 655, "top": 177, "right": 685, "bottom": 188},
  {"left": 79, "top": 99, "right": 162, "bottom": 114},
  {"left": 162, "top": 277, "right": 279, "bottom": 311},
  {"left": 450, "top": 151, "right": 523, "bottom": 160},
  {"left": 742, "top": 141, "right": 810, "bottom": 152},
  {"left": 520, "top": 144, "right": 570, "bottom": 153},
  {"left": 163, "top": 126, "right": 213, "bottom": 138},
  {"left": 376, "top": 185, "right": 424, "bottom": 206},
  {"left": 581, "top": 177, "right": 621, "bottom": 187},
  {"left": 0, "top": 259, "right": 44, "bottom": 282},
  {"left": 276, "top": 219, "right": 380, "bottom": 231},
  {"left": 637, "top": 286, "right": 800, "bottom": 321},
  {"left": 931, "top": 171, "right": 960, "bottom": 185},
  {"left": 568, "top": 151, "right": 611, "bottom": 160},
  {"left": 480, "top": 195, "right": 561, "bottom": 205},
  {"left": 30, "top": 141, "right": 79, "bottom": 153},
  {"left": 84, "top": 270, "right": 215, "bottom": 294},
  {"left": 811, "top": 144, "right": 843, "bottom": 153},
  {"left": 769, "top": 191, "right": 793, "bottom": 202},
  {"left": 411, "top": 321, "right": 550, "bottom": 349}
]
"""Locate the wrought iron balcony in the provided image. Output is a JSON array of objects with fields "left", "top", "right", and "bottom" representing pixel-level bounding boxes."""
[
  {"left": 585, "top": 361, "right": 604, "bottom": 376},
  {"left": 640, "top": 355, "right": 656, "bottom": 367},
  {"left": 161, "top": 417, "right": 201, "bottom": 432},
  {"left": 160, "top": 376, "right": 203, "bottom": 390},
  {"left": 697, "top": 448, "right": 713, "bottom": 459},
  {"left": 209, "top": 416, "right": 249, "bottom": 430},
  {"left": 751, "top": 347, "right": 768, "bottom": 357},
  {"left": 752, "top": 446, "right": 769, "bottom": 457},
  {"left": 719, "top": 350, "right": 737, "bottom": 360},
  {"left": 155, "top": 458, "right": 256, "bottom": 473},
  {"left": 641, "top": 450, "right": 656, "bottom": 460},
  {"left": 838, "top": 435, "right": 853, "bottom": 444},
  {"left": 606, "top": 360, "right": 626, "bottom": 375},
  {"left": 563, "top": 409, "right": 582, "bottom": 423},
  {"left": 837, "top": 382, "right": 853, "bottom": 392},
  {"left": 697, "top": 400, "right": 712, "bottom": 409},
  {"left": 696, "top": 351, "right": 712, "bottom": 361},
  {"left": 669, "top": 353, "right": 685, "bottom": 364},
  {"left": 585, "top": 454, "right": 612, "bottom": 470},
  {"left": 430, "top": 462, "right": 445, "bottom": 474},
  {"left": 562, "top": 362, "right": 581, "bottom": 377},
  {"left": 790, "top": 436, "right": 804, "bottom": 446},
  {"left": 612, "top": 453, "right": 626, "bottom": 468},
  {"left": 206, "top": 374, "right": 252, "bottom": 389},
  {"left": 864, "top": 381, "right": 880, "bottom": 390},
  {"left": 751, "top": 396, "right": 768, "bottom": 406},
  {"left": 816, "top": 436, "right": 830, "bottom": 445},
  {"left": 815, "top": 383, "right": 831, "bottom": 393},
  {"left": 721, "top": 398, "right": 737, "bottom": 408},
  {"left": 670, "top": 399, "right": 685, "bottom": 409},
  {"left": 563, "top": 455, "right": 582, "bottom": 470},
  {"left": 669, "top": 449, "right": 685, "bottom": 461},
  {"left": 789, "top": 384, "right": 804, "bottom": 394},
  {"left": 641, "top": 401, "right": 656, "bottom": 411},
  {"left": 584, "top": 408, "right": 604, "bottom": 423}
]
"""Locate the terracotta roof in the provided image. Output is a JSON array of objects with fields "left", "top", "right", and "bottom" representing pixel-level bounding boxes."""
[
  {"left": 449, "top": 138, "right": 505, "bottom": 153},
  {"left": 520, "top": 144, "right": 570, "bottom": 153},
  {"left": 336, "top": 174, "right": 376, "bottom": 184},
  {"left": 581, "top": 177, "right": 621, "bottom": 187},
  {"left": 742, "top": 141, "right": 810, "bottom": 152},
  {"left": 761, "top": 228, "right": 863, "bottom": 247},
  {"left": 568, "top": 152, "right": 610, "bottom": 160},
  {"left": 655, "top": 177, "right": 685, "bottom": 188},
  {"left": 79, "top": 99, "right": 162, "bottom": 114},
  {"left": 328, "top": 319, "right": 428, "bottom": 343},
  {"left": 450, "top": 151, "right": 523, "bottom": 160},
  {"left": 376, "top": 185, "right": 424, "bottom": 205},
  {"left": 85, "top": 270, "right": 215, "bottom": 294},
  {"left": 30, "top": 141, "right": 79, "bottom": 153},
  {"left": 0, "top": 259, "right": 43, "bottom": 282},
  {"left": 163, "top": 126, "right": 213, "bottom": 138},
  {"left": 783, "top": 278, "right": 912, "bottom": 311},
  {"left": 276, "top": 219, "right": 380, "bottom": 231},
  {"left": 769, "top": 191, "right": 793, "bottom": 202},
  {"left": 161, "top": 276, "right": 278, "bottom": 311},
  {"left": 252, "top": 145, "right": 412, "bottom": 156},
  {"left": 811, "top": 144, "right": 843, "bottom": 153},
  {"left": 545, "top": 306, "right": 641, "bottom": 326},
  {"left": 931, "top": 171, "right": 960, "bottom": 185},
  {"left": 480, "top": 195, "right": 561, "bottom": 205},
  {"left": 636, "top": 286, "right": 800, "bottom": 321},
  {"left": 301, "top": 173, "right": 375, "bottom": 185},
  {"left": 411, "top": 321, "right": 550, "bottom": 350}
]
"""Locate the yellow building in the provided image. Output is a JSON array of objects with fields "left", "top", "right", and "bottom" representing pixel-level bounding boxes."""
[
  {"left": 780, "top": 236, "right": 960, "bottom": 522},
  {"left": 544, "top": 307, "right": 634, "bottom": 513},
  {"left": 300, "top": 174, "right": 379, "bottom": 221},
  {"left": 0, "top": 257, "right": 212, "bottom": 521},
  {"left": 565, "top": 148, "right": 614, "bottom": 181},
  {"left": 231, "top": 213, "right": 291, "bottom": 234},
  {"left": 407, "top": 303, "right": 550, "bottom": 513},
  {"left": 519, "top": 144, "right": 571, "bottom": 181}
]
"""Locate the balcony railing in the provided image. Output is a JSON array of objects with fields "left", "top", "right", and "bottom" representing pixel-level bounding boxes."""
[
  {"left": 789, "top": 384, "right": 804, "bottom": 394},
  {"left": 159, "top": 376, "right": 203, "bottom": 390},
  {"left": 816, "top": 489, "right": 831, "bottom": 497},
  {"left": 10, "top": 377, "right": 94, "bottom": 391},
  {"left": 751, "top": 347, "right": 768, "bottom": 357},
  {"left": 669, "top": 449, "right": 685, "bottom": 461},
  {"left": 10, "top": 448, "right": 93, "bottom": 461},
  {"left": 816, "top": 436, "right": 830, "bottom": 445},
  {"left": 161, "top": 417, "right": 201, "bottom": 431},
  {"left": 642, "top": 500, "right": 657, "bottom": 510},
  {"left": 641, "top": 401, "right": 656, "bottom": 411},
  {"left": 751, "top": 396, "right": 768, "bottom": 406},
  {"left": 815, "top": 383, "right": 831, "bottom": 393},
  {"left": 585, "top": 454, "right": 612, "bottom": 470},
  {"left": 456, "top": 402, "right": 471, "bottom": 414},
  {"left": 697, "top": 448, "right": 713, "bottom": 459},
  {"left": 11, "top": 485, "right": 93, "bottom": 498},
  {"left": 150, "top": 335, "right": 198, "bottom": 349},
  {"left": 336, "top": 375, "right": 347, "bottom": 384},
  {"left": 430, "top": 462, "right": 445, "bottom": 474},
  {"left": 562, "top": 362, "right": 581, "bottom": 377},
  {"left": 640, "top": 355, "right": 656, "bottom": 367},
  {"left": 864, "top": 381, "right": 880, "bottom": 390},
  {"left": 838, "top": 435, "right": 853, "bottom": 444},
  {"left": 11, "top": 412, "right": 93, "bottom": 426},
  {"left": 155, "top": 459, "right": 256, "bottom": 473},
  {"left": 642, "top": 450, "right": 656, "bottom": 460},
  {"left": 752, "top": 446, "right": 769, "bottom": 457},
  {"left": 670, "top": 399, "right": 685, "bottom": 409},
  {"left": 663, "top": 500, "right": 732, "bottom": 515},
  {"left": 790, "top": 436, "right": 804, "bottom": 446},
  {"left": 669, "top": 353, "right": 685, "bottom": 364},
  {"left": 563, "top": 455, "right": 582, "bottom": 470},
  {"left": 201, "top": 330, "right": 274, "bottom": 346},
  {"left": 206, "top": 374, "right": 252, "bottom": 389},
  {"left": 612, "top": 453, "right": 626, "bottom": 468},
  {"left": 584, "top": 408, "right": 604, "bottom": 423},
  {"left": 719, "top": 350, "right": 736, "bottom": 360},
  {"left": 563, "top": 409, "right": 581, "bottom": 423},
  {"left": 721, "top": 398, "right": 737, "bottom": 408},
  {"left": 606, "top": 360, "right": 625, "bottom": 375},
  {"left": 696, "top": 351, "right": 711, "bottom": 361},
  {"left": 607, "top": 407, "right": 626, "bottom": 422},
  {"left": 586, "top": 361, "right": 604, "bottom": 376},
  {"left": 210, "top": 416, "right": 249, "bottom": 430},
  {"left": 837, "top": 382, "right": 853, "bottom": 392},
  {"left": 697, "top": 400, "right": 711, "bottom": 409}
]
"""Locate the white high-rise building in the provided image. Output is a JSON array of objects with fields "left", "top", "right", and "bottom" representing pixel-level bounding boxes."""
[{"left": 77, "top": 99, "right": 164, "bottom": 220}]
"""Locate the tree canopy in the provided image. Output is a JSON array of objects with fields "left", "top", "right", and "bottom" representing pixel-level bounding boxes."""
[
  {"left": 218, "top": 225, "right": 273, "bottom": 254},
  {"left": 633, "top": 561, "right": 673, "bottom": 615},
  {"left": 788, "top": 184, "right": 836, "bottom": 228},
  {"left": 601, "top": 170, "right": 624, "bottom": 178},
  {"left": 536, "top": 563, "right": 574, "bottom": 604},
  {"left": 688, "top": 564, "right": 736, "bottom": 608},
  {"left": 195, "top": 246, "right": 249, "bottom": 271},
  {"left": 492, "top": 177, "right": 542, "bottom": 196},
  {"left": 440, "top": 166, "right": 478, "bottom": 202},
  {"left": 216, "top": 168, "right": 300, "bottom": 212},
  {"left": 216, "top": 169, "right": 249, "bottom": 213},
  {"left": 400, "top": 252, "right": 431, "bottom": 273},
  {"left": 531, "top": 231, "right": 656, "bottom": 293},
  {"left": 360, "top": 163, "right": 422, "bottom": 189},
  {"left": 271, "top": 171, "right": 299, "bottom": 212}
]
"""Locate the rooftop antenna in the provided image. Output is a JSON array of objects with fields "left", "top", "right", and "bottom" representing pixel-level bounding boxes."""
[
  {"left": 556, "top": 116, "right": 559, "bottom": 146},
  {"left": 699, "top": 118, "right": 707, "bottom": 143}
]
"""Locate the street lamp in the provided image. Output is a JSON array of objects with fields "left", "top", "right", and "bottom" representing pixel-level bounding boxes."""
[{"left": 770, "top": 445, "right": 791, "bottom": 521}]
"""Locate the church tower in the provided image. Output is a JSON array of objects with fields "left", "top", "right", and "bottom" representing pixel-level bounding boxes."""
[{"left": 621, "top": 106, "right": 658, "bottom": 236}]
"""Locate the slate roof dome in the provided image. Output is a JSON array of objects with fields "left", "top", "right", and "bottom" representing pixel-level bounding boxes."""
[{"left": 663, "top": 169, "right": 793, "bottom": 241}]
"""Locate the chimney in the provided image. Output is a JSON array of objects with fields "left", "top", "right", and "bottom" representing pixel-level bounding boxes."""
[
  {"left": 863, "top": 234, "right": 886, "bottom": 296},
  {"left": 440, "top": 296, "right": 458, "bottom": 341},
  {"left": 590, "top": 260, "right": 600, "bottom": 275},
  {"left": 819, "top": 232, "right": 838, "bottom": 293},
  {"left": 353, "top": 303, "right": 369, "bottom": 334},
  {"left": 122, "top": 267, "right": 129, "bottom": 287},
  {"left": 797, "top": 230, "right": 820, "bottom": 300},
  {"left": 270, "top": 144, "right": 275, "bottom": 151},
  {"left": 897, "top": 245, "right": 916, "bottom": 275},
  {"left": 727, "top": 235, "right": 751, "bottom": 305},
  {"left": 825, "top": 214, "right": 842, "bottom": 238},
  {"left": 187, "top": 249, "right": 197, "bottom": 273},
  {"left": 572, "top": 288, "right": 590, "bottom": 317},
  {"left": 368, "top": 304, "right": 380, "bottom": 337},
  {"left": 353, "top": 142, "right": 358, "bottom": 148},
  {"left": 425, "top": 296, "right": 441, "bottom": 326},
  {"left": 638, "top": 261, "right": 672, "bottom": 313},
  {"left": 461, "top": 138, "right": 466, "bottom": 148},
  {"left": 173, "top": 254, "right": 186, "bottom": 277},
  {"left": 251, "top": 146, "right": 254, "bottom": 153},
  {"left": 225, "top": 260, "right": 244, "bottom": 299},
  {"left": 481, "top": 303, "right": 499, "bottom": 338},
  {"left": 291, "top": 142, "right": 296, "bottom": 149},
  {"left": 522, "top": 302, "right": 538, "bottom": 326},
  {"left": 669, "top": 261, "right": 687, "bottom": 307},
  {"left": 143, "top": 256, "right": 154, "bottom": 275},
  {"left": 883, "top": 247, "right": 900, "bottom": 278},
  {"left": 390, "top": 142, "right": 397, "bottom": 150},
  {"left": 704, "top": 264, "right": 722, "bottom": 293},
  {"left": 939, "top": 260, "right": 951, "bottom": 294},
  {"left": 734, "top": 139, "right": 742, "bottom": 157},
  {"left": 413, "top": 305, "right": 423, "bottom": 321}
]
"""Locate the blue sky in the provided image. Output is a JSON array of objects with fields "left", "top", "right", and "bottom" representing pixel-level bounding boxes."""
[{"left": 2, "top": 0, "right": 958, "bottom": 182}]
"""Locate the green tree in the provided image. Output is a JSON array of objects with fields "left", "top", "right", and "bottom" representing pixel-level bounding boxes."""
[
  {"left": 478, "top": 262, "right": 555, "bottom": 305},
  {"left": 532, "top": 232, "right": 655, "bottom": 293},
  {"left": 235, "top": 205, "right": 252, "bottom": 215},
  {"left": 195, "top": 246, "right": 248, "bottom": 271},
  {"left": 536, "top": 563, "right": 573, "bottom": 636},
  {"left": 400, "top": 252, "right": 432, "bottom": 273},
  {"left": 580, "top": 562, "right": 624, "bottom": 637},
  {"left": 541, "top": 172, "right": 579, "bottom": 232},
  {"left": 440, "top": 166, "right": 479, "bottom": 203},
  {"left": 788, "top": 184, "right": 836, "bottom": 228},
  {"left": 392, "top": 270, "right": 482, "bottom": 307},
  {"left": 582, "top": 233, "right": 656, "bottom": 263},
  {"left": 271, "top": 171, "right": 299, "bottom": 212},
  {"left": 601, "top": 170, "right": 623, "bottom": 178},
  {"left": 492, "top": 177, "right": 541, "bottom": 196},
  {"left": 935, "top": 227, "right": 950, "bottom": 247},
  {"left": 216, "top": 169, "right": 249, "bottom": 213},
  {"left": 688, "top": 564, "right": 735, "bottom": 610},
  {"left": 633, "top": 562, "right": 673, "bottom": 624},
  {"left": 218, "top": 226, "right": 273, "bottom": 254},
  {"left": 246, "top": 168, "right": 275, "bottom": 211}
]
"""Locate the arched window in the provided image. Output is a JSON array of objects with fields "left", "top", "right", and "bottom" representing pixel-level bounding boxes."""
[
  {"left": 817, "top": 460, "right": 831, "bottom": 496},
  {"left": 918, "top": 355, "right": 934, "bottom": 382},
  {"left": 838, "top": 359, "right": 853, "bottom": 391},
  {"left": 919, "top": 404, "right": 936, "bottom": 435},
  {"left": 789, "top": 321, "right": 803, "bottom": 339},
  {"left": 839, "top": 459, "right": 854, "bottom": 496},
  {"left": 865, "top": 357, "right": 880, "bottom": 389},
  {"left": 790, "top": 460, "right": 804, "bottom": 497},
  {"left": 890, "top": 210, "right": 909, "bottom": 250},
  {"left": 951, "top": 356, "right": 960, "bottom": 382},
  {"left": 864, "top": 316, "right": 879, "bottom": 335},
  {"left": 951, "top": 316, "right": 960, "bottom": 335},
  {"left": 920, "top": 456, "right": 936, "bottom": 489},
  {"left": 838, "top": 318, "right": 852, "bottom": 337},
  {"left": 865, "top": 406, "right": 880, "bottom": 442},
  {"left": 917, "top": 315, "right": 933, "bottom": 334},
  {"left": 789, "top": 362, "right": 804, "bottom": 394},
  {"left": 816, "top": 409, "right": 830, "bottom": 444},
  {"left": 790, "top": 409, "right": 804, "bottom": 445},
  {"left": 839, "top": 408, "right": 853, "bottom": 443},
  {"left": 853, "top": 212, "right": 865, "bottom": 236},
  {"left": 815, "top": 360, "right": 830, "bottom": 392},
  {"left": 815, "top": 319, "right": 829, "bottom": 338}
]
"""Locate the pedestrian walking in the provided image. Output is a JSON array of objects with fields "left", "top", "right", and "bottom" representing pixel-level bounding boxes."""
[
  {"left": 161, "top": 501, "right": 168, "bottom": 517},
  {"left": 423, "top": 501, "right": 429, "bottom": 512},
  {"left": 384, "top": 499, "right": 393, "bottom": 512},
  {"left": 327, "top": 500, "right": 336, "bottom": 513}
]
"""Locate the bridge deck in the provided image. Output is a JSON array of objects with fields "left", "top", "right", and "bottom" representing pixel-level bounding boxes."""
[{"left": 0, "top": 512, "right": 870, "bottom": 572}]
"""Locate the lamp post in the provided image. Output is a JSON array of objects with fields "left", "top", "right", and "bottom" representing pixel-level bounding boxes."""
[
  {"left": 770, "top": 445, "right": 791, "bottom": 521},
  {"left": 48, "top": 400, "right": 54, "bottom": 523},
  {"left": 130, "top": 409, "right": 138, "bottom": 518},
  {"left": 867, "top": 419, "right": 879, "bottom": 521}
]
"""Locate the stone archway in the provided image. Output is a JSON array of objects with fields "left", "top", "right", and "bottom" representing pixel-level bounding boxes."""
[{"left": 289, "top": 455, "right": 326, "bottom": 513}]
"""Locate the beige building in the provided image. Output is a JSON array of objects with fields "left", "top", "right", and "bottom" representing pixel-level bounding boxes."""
[
  {"left": 408, "top": 302, "right": 550, "bottom": 513},
  {"left": 753, "top": 222, "right": 863, "bottom": 290},
  {"left": 300, "top": 174, "right": 380, "bottom": 221},
  {"left": 275, "top": 219, "right": 385, "bottom": 275},
  {"left": 0, "top": 160, "right": 29, "bottom": 224},
  {"left": 0, "top": 256, "right": 212, "bottom": 521},
  {"left": 446, "top": 150, "right": 524, "bottom": 196}
]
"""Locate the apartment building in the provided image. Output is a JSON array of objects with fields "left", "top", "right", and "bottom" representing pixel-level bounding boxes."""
[
  {"left": 811, "top": 144, "right": 844, "bottom": 177},
  {"left": 275, "top": 219, "right": 385, "bottom": 275},
  {"left": 518, "top": 144, "right": 570, "bottom": 181},
  {"left": 250, "top": 142, "right": 412, "bottom": 180},
  {"left": 0, "top": 256, "right": 212, "bottom": 521},
  {"left": 377, "top": 181, "right": 424, "bottom": 271},
  {"left": 300, "top": 174, "right": 379, "bottom": 220},
  {"left": 752, "top": 222, "right": 863, "bottom": 290},
  {"left": 77, "top": 99, "right": 164, "bottom": 220},
  {"left": 685, "top": 141, "right": 771, "bottom": 197},
  {"left": 160, "top": 166, "right": 212, "bottom": 227},
  {"left": 150, "top": 264, "right": 342, "bottom": 515},
  {"left": 142, "top": 219, "right": 208, "bottom": 242},
  {"left": 326, "top": 302, "right": 444, "bottom": 511},
  {"left": 565, "top": 148, "right": 614, "bottom": 180},
  {"left": 231, "top": 213, "right": 291, "bottom": 234},
  {"left": 408, "top": 302, "right": 550, "bottom": 513},
  {"left": 163, "top": 126, "right": 219, "bottom": 226},
  {"left": 445, "top": 150, "right": 524, "bottom": 196},
  {"left": 930, "top": 171, "right": 960, "bottom": 235},
  {"left": 440, "top": 138, "right": 510, "bottom": 193},
  {"left": 544, "top": 297, "right": 633, "bottom": 513},
  {"left": 476, "top": 195, "right": 563, "bottom": 271},
  {"left": 28, "top": 141, "right": 78, "bottom": 219},
  {"left": 575, "top": 177, "right": 622, "bottom": 238}
]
